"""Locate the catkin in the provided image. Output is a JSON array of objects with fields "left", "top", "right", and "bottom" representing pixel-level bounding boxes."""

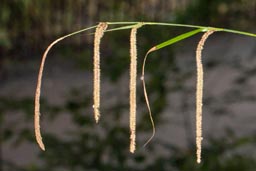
[
  {"left": 35, "top": 36, "right": 66, "bottom": 151},
  {"left": 129, "top": 26, "right": 140, "bottom": 153},
  {"left": 34, "top": 25, "right": 97, "bottom": 151},
  {"left": 93, "top": 22, "right": 108, "bottom": 123},
  {"left": 196, "top": 30, "right": 215, "bottom": 163}
]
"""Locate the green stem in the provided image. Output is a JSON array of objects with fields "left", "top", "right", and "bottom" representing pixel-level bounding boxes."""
[
  {"left": 221, "top": 28, "right": 256, "bottom": 38},
  {"left": 106, "top": 21, "right": 256, "bottom": 38},
  {"left": 61, "top": 25, "right": 98, "bottom": 39}
]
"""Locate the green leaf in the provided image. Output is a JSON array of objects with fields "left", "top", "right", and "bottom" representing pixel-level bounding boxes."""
[{"left": 154, "top": 28, "right": 204, "bottom": 51}]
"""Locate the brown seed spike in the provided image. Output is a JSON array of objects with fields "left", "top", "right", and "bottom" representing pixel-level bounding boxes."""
[
  {"left": 34, "top": 25, "right": 97, "bottom": 151},
  {"left": 195, "top": 30, "right": 215, "bottom": 163},
  {"left": 129, "top": 24, "right": 142, "bottom": 153},
  {"left": 93, "top": 22, "right": 108, "bottom": 123},
  {"left": 35, "top": 36, "right": 66, "bottom": 151}
]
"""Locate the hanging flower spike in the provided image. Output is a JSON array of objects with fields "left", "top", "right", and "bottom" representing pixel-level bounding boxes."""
[
  {"left": 195, "top": 30, "right": 215, "bottom": 163},
  {"left": 34, "top": 25, "right": 97, "bottom": 151},
  {"left": 129, "top": 23, "right": 143, "bottom": 153},
  {"left": 34, "top": 37, "right": 66, "bottom": 151},
  {"left": 93, "top": 22, "right": 108, "bottom": 123}
]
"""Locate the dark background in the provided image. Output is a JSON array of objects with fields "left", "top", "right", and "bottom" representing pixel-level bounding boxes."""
[{"left": 1, "top": 0, "right": 256, "bottom": 171}]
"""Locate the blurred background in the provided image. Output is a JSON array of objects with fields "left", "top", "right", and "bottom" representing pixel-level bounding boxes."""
[{"left": 1, "top": 0, "right": 256, "bottom": 170}]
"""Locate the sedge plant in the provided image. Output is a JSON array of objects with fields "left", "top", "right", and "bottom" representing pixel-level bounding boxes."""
[{"left": 34, "top": 21, "right": 256, "bottom": 163}]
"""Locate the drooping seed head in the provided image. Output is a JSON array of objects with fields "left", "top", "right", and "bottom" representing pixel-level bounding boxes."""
[
  {"left": 195, "top": 30, "right": 215, "bottom": 163},
  {"left": 34, "top": 36, "right": 66, "bottom": 151},
  {"left": 129, "top": 26, "right": 138, "bottom": 153},
  {"left": 93, "top": 22, "right": 108, "bottom": 123}
]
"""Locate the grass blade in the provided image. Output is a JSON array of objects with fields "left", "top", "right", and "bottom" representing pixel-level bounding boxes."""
[{"left": 150, "top": 28, "right": 204, "bottom": 53}]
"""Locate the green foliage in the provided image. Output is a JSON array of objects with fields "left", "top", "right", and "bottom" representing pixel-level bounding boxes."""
[{"left": 152, "top": 28, "right": 203, "bottom": 51}]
